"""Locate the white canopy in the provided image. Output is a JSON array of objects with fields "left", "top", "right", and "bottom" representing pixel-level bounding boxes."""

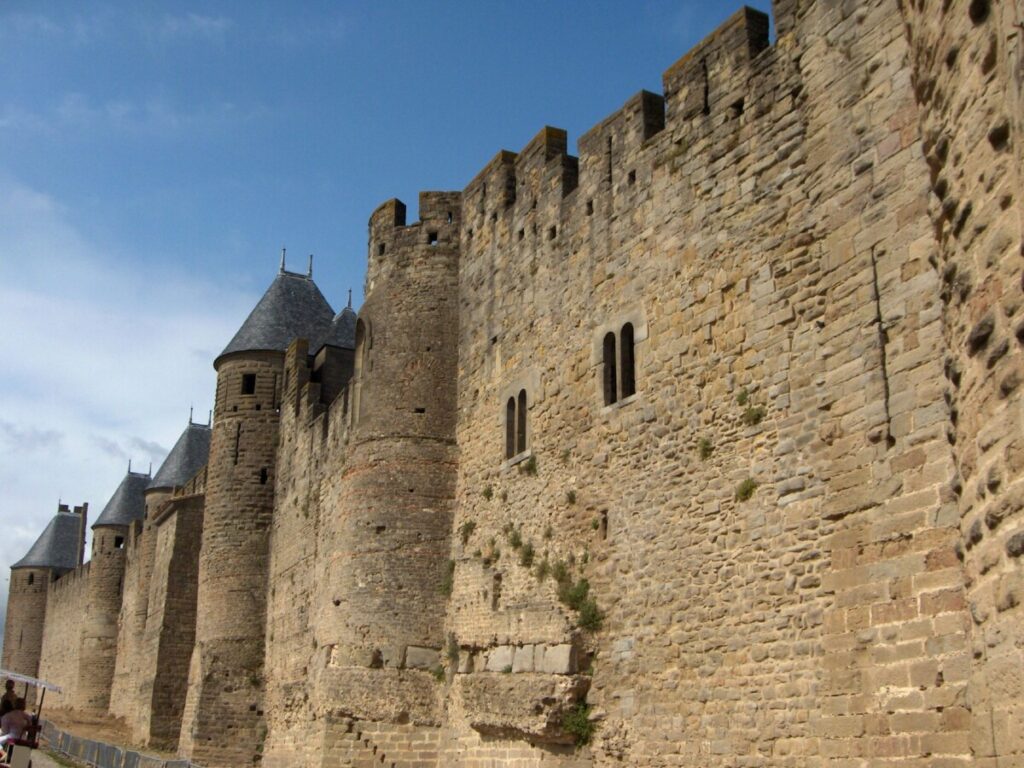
[{"left": 0, "top": 669, "right": 62, "bottom": 693}]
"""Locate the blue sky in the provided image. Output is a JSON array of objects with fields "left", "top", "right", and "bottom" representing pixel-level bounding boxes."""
[{"left": 0, "top": 0, "right": 771, "bottom": 649}]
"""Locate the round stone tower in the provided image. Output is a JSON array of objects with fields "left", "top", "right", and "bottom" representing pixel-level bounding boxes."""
[
  {"left": 180, "top": 263, "right": 336, "bottom": 767},
  {"left": 314, "top": 192, "right": 460, "bottom": 717},
  {"left": 2, "top": 503, "right": 86, "bottom": 687},
  {"left": 77, "top": 469, "right": 149, "bottom": 709}
]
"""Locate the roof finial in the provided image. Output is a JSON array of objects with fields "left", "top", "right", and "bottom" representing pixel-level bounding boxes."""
[
  {"left": 148, "top": 461, "right": 153, "bottom": 476},
  {"left": 307, "top": 254, "right": 313, "bottom": 278},
  {"left": 347, "top": 288, "right": 352, "bottom": 309},
  {"left": 208, "top": 409, "right": 213, "bottom": 426},
  {"left": 128, "top": 458, "right": 132, "bottom": 473},
  {"left": 280, "top": 247, "right": 286, "bottom": 273},
  {"left": 189, "top": 405, "right": 194, "bottom": 424}
]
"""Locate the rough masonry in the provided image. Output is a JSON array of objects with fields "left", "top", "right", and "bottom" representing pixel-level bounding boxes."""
[{"left": 3, "top": 1, "right": 1023, "bottom": 765}]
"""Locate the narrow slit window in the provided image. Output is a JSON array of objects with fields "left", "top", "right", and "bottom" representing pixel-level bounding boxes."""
[
  {"left": 603, "top": 332, "right": 618, "bottom": 405},
  {"left": 517, "top": 389, "right": 528, "bottom": 454},
  {"left": 621, "top": 323, "right": 636, "bottom": 398},
  {"left": 234, "top": 423, "right": 241, "bottom": 465},
  {"left": 259, "top": 468, "right": 268, "bottom": 485},
  {"left": 27, "top": 573, "right": 34, "bottom": 586},
  {"left": 505, "top": 397, "right": 516, "bottom": 459},
  {"left": 241, "top": 373, "right": 256, "bottom": 395}
]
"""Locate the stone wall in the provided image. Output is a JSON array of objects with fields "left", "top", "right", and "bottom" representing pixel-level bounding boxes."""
[
  {"left": 898, "top": 0, "right": 1024, "bottom": 763},
  {"left": 1, "top": 567, "right": 52, "bottom": 683},
  {"left": 38, "top": 565, "right": 89, "bottom": 708},
  {"left": 12, "top": 1, "right": 1024, "bottom": 765},
  {"left": 135, "top": 494, "right": 204, "bottom": 749},
  {"left": 111, "top": 489, "right": 170, "bottom": 726}
]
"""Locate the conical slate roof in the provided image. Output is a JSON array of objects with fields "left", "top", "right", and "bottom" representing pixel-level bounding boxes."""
[
  {"left": 149, "top": 421, "right": 211, "bottom": 491},
  {"left": 321, "top": 306, "right": 357, "bottom": 350},
  {"left": 12, "top": 509, "right": 81, "bottom": 571},
  {"left": 92, "top": 470, "right": 150, "bottom": 528},
  {"left": 217, "top": 270, "right": 335, "bottom": 365}
]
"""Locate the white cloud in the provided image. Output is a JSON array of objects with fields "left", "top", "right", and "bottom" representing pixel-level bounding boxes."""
[{"left": 0, "top": 175, "right": 256, "bottom": 606}]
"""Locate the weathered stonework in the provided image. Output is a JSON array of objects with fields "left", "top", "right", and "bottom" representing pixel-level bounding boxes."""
[{"left": 5, "top": 1, "right": 1023, "bottom": 766}]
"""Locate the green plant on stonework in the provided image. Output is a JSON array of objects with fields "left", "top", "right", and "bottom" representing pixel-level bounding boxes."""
[
  {"left": 248, "top": 672, "right": 262, "bottom": 688},
  {"left": 440, "top": 559, "right": 456, "bottom": 596},
  {"left": 591, "top": 517, "right": 600, "bottom": 530},
  {"left": 446, "top": 635, "right": 460, "bottom": 664},
  {"left": 581, "top": 549, "right": 589, "bottom": 565},
  {"left": 509, "top": 528, "right": 523, "bottom": 549},
  {"left": 735, "top": 478, "right": 758, "bottom": 502},
  {"left": 431, "top": 664, "right": 445, "bottom": 682},
  {"left": 736, "top": 387, "right": 749, "bottom": 406},
  {"left": 520, "top": 455, "right": 538, "bottom": 476},
  {"left": 698, "top": 436, "right": 713, "bottom": 461},
  {"left": 499, "top": 489, "right": 508, "bottom": 502},
  {"left": 577, "top": 599, "right": 604, "bottom": 631},
  {"left": 560, "top": 448, "right": 570, "bottom": 463},
  {"left": 473, "top": 549, "right": 482, "bottom": 559},
  {"left": 482, "top": 485, "right": 493, "bottom": 501},
  {"left": 535, "top": 557, "right": 550, "bottom": 581},
  {"left": 520, "top": 541, "right": 535, "bottom": 568},
  {"left": 544, "top": 524, "right": 553, "bottom": 540},
  {"left": 558, "top": 577, "right": 604, "bottom": 631},
  {"left": 551, "top": 560, "right": 569, "bottom": 584},
  {"left": 502, "top": 664, "right": 513, "bottom": 674},
  {"left": 566, "top": 489, "right": 577, "bottom": 505},
  {"left": 562, "top": 703, "right": 595, "bottom": 747},
  {"left": 459, "top": 520, "right": 476, "bottom": 545},
  {"left": 742, "top": 405, "right": 766, "bottom": 426}
]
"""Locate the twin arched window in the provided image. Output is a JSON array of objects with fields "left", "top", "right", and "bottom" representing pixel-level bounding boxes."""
[
  {"left": 505, "top": 389, "right": 528, "bottom": 459},
  {"left": 603, "top": 322, "right": 636, "bottom": 405}
]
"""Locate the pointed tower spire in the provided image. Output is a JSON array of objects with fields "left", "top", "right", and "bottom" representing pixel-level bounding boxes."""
[
  {"left": 347, "top": 288, "right": 352, "bottom": 309},
  {"left": 307, "top": 254, "right": 313, "bottom": 277},
  {"left": 280, "top": 247, "right": 286, "bottom": 273}
]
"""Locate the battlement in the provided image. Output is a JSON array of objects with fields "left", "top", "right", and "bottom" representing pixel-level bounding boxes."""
[{"left": 662, "top": 6, "right": 770, "bottom": 123}]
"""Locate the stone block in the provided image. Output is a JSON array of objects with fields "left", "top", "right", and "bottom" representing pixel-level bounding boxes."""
[
  {"left": 405, "top": 646, "right": 440, "bottom": 670},
  {"left": 540, "top": 644, "right": 576, "bottom": 674},
  {"left": 485, "top": 645, "right": 514, "bottom": 672},
  {"left": 512, "top": 644, "right": 535, "bottom": 673}
]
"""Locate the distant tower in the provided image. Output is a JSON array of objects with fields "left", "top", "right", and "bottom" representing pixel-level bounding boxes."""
[
  {"left": 76, "top": 469, "right": 149, "bottom": 709},
  {"left": 314, "top": 193, "right": 461, "bottom": 711},
  {"left": 2, "top": 503, "right": 87, "bottom": 689},
  {"left": 180, "top": 265, "right": 336, "bottom": 767},
  {"left": 111, "top": 417, "right": 210, "bottom": 736}
]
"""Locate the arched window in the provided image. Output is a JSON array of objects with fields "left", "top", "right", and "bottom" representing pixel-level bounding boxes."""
[
  {"left": 620, "top": 323, "right": 636, "bottom": 398},
  {"left": 517, "top": 390, "right": 528, "bottom": 454},
  {"left": 505, "top": 397, "right": 516, "bottom": 459},
  {"left": 602, "top": 332, "right": 617, "bottom": 405}
]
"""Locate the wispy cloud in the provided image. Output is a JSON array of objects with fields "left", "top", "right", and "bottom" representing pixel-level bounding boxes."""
[
  {"left": 0, "top": 174, "right": 254, "bottom": 586},
  {"left": 1, "top": 94, "right": 265, "bottom": 140},
  {"left": 0, "top": 421, "right": 63, "bottom": 452},
  {"left": 153, "top": 13, "right": 232, "bottom": 43},
  {"left": 0, "top": 10, "right": 108, "bottom": 45}
]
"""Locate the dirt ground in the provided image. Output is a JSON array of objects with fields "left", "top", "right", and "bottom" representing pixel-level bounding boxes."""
[{"left": 41, "top": 709, "right": 177, "bottom": 759}]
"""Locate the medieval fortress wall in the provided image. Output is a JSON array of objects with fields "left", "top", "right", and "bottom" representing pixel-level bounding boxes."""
[{"left": 4, "top": 1, "right": 1023, "bottom": 766}]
